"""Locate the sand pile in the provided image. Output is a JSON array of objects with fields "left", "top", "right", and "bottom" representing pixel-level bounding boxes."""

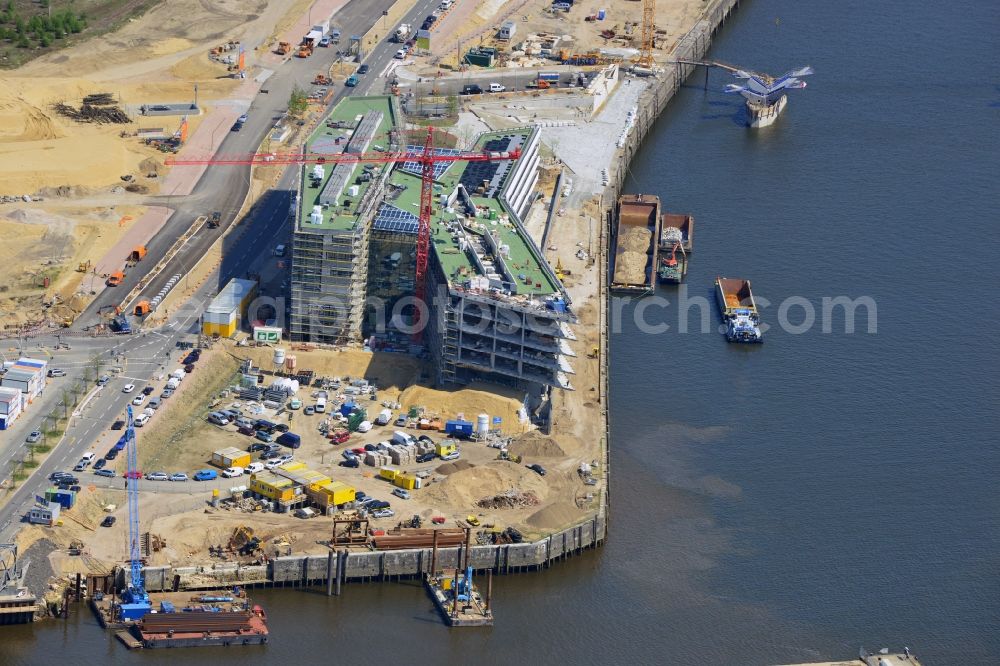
[
  {"left": 614, "top": 227, "right": 651, "bottom": 285},
  {"left": 526, "top": 501, "right": 585, "bottom": 531},
  {"left": 436, "top": 460, "right": 475, "bottom": 475},
  {"left": 509, "top": 430, "right": 566, "bottom": 458},
  {"left": 399, "top": 381, "right": 523, "bottom": 425},
  {"left": 423, "top": 462, "right": 547, "bottom": 509}
]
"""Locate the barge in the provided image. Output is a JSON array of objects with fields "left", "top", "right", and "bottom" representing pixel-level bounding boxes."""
[
  {"left": 120, "top": 604, "right": 269, "bottom": 649},
  {"left": 424, "top": 567, "right": 493, "bottom": 627},
  {"left": 611, "top": 194, "right": 661, "bottom": 293},
  {"left": 657, "top": 242, "right": 687, "bottom": 284},
  {"left": 715, "top": 277, "right": 762, "bottom": 343}
]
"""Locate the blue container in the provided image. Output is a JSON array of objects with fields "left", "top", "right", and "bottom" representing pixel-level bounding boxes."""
[
  {"left": 445, "top": 420, "right": 474, "bottom": 438},
  {"left": 598, "top": 9, "right": 606, "bottom": 20},
  {"left": 340, "top": 401, "right": 356, "bottom": 417},
  {"left": 161, "top": 601, "right": 175, "bottom": 613}
]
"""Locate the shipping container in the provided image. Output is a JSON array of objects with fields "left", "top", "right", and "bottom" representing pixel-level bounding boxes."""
[
  {"left": 379, "top": 467, "right": 399, "bottom": 482},
  {"left": 212, "top": 447, "right": 251, "bottom": 469}
]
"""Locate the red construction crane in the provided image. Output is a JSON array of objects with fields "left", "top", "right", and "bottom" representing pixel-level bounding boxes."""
[{"left": 166, "top": 128, "right": 519, "bottom": 337}]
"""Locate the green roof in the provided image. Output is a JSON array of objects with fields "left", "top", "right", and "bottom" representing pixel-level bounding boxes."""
[
  {"left": 298, "top": 96, "right": 397, "bottom": 232},
  {"left": 387, "top": 130, "right": 557, "bottom": 296}
]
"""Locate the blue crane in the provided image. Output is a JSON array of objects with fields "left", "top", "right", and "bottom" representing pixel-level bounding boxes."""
[{"left": 118, "top": 405, "right": 151, "bottom": 621}]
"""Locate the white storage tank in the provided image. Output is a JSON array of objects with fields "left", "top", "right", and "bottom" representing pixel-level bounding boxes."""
[
  {"left": 476, "top": 413, "right": 490, "bottom": 436},
  {"left": 273, "top": 348, "right": 286, "bottom": 367}
]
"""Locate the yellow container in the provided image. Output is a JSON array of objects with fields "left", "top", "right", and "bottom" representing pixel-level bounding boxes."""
[
  {"left": 442, "top": 577, "right": 453, "bottom": 591},
  {"left": 394, "top": 474, "right": 417, "bottom": 490},
  {"left": 379, "top": 467, "right": 399, "bottom": 482},
  {"left": 435, "top": 441, "right": 457, "bottom": 457},
  {"left": 212, "top": 447, "right": 250, "bottom": 469}
]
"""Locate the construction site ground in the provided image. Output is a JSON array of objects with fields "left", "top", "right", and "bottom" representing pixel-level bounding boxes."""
[
  {"left": 415, "top": 0, "right": 703, "bottom": 70},
  {"left": 0, "top": 0, "right": 317, "bottom": 329}
]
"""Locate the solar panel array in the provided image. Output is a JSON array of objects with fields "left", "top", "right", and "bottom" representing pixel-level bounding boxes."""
[
  {"left": 400, "top": 145, "right": 463, "bottom": 179},
  {"left": 373, "top": 204, "right": 419, "bottom": 234}
]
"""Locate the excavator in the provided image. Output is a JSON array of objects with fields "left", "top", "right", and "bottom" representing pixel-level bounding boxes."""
[{"left": 657, "top": 242, "right": 686, "bottom": 284}]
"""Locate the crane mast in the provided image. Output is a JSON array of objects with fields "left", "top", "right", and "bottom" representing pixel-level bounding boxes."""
[{"left": 118, "top": 405, "right": 151, "bottom": 621}]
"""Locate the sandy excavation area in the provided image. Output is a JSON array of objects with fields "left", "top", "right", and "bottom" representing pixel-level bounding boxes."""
[{"left": 0, "top": 0, "right": 316, "bottom": 328}]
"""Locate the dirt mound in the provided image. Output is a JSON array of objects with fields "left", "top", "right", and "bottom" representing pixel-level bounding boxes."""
[
  {"left": 525, "top": 501, "right": 585, "bottom": 531},
  {"left": 139, "top": 157, "right": 165, "bottom": 175},
  {"left": 424, "top": 462, "right": 547, "bottom": 509},
  {"left": 509, "top": 430, "right": 566, "bottom": 458},
  {"left": 435, "top": 460, "right": 474, "bottom": 475}
]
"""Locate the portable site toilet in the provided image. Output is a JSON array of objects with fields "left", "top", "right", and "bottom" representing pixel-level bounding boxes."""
[{"left": 497, "top": 21, "right": 516, "bottom": 40}]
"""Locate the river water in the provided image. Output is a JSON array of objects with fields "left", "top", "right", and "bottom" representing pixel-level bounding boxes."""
[{"left": 3, "top": 0, "right": 998, "bottom": 664}]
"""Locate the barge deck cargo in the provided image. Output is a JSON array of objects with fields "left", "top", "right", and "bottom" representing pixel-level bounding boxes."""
[
  {"left": 611, "top": 194, "right": 661, "bottom": 293},
  {"left": 120, "top": 606, "right": 269, "bottom": 649},
  {"left": 424, "top": 568, "right": 493, "bottom": 627},
  {"left": 715, "top": 277, "right": 763, "bottom": 343},
  {"left": 660, "top": 213, "right": 694, "bottom": 254}
]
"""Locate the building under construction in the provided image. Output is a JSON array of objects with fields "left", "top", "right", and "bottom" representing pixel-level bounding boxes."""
[{"left": 290, "top": 96, "right": 575, "bottom": 390}]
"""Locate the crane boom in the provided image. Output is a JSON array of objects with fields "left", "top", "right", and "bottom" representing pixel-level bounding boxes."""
[
  {"left": 119, "top": 405, "right": 151, "bottom": 621},
  {"left": 165, "top": 127, "right": 519, "bottom": 342}
]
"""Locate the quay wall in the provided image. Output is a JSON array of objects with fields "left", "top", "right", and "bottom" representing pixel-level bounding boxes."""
[{"left": 139, "top": 0, "right": 741, "bottom": 595}]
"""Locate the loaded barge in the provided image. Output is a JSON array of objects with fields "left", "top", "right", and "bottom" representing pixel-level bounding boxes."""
[
  {"left": 117, "top": 604, "right": 269, "bottom": 649},
  {"left": 657, "top": 213, "right": 694, "bottom": 284},
  {"left": 715, "top": 277, "right": 762, "bottom": 343},
  {"left": 611, "top": 194, "right": 661, "bottom": 293}
]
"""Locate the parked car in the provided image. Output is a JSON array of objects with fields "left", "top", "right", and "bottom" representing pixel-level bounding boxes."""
[
  {"left": 97, "top": 375, "right": 110, "bottom": 386},
  {"left": 339, "top": 457, "right": 360, "bottom": 468},
  {"left": 392, "top": 488, "right": 411, "bottom": 500},
  {"left": 111, "top": 420, "right": 125, "bottom": 430},
  {"left": 394, "top": 49, "right": 406, "bottom": 59},
  {"left": 95, "top": 469, "right": 116, "bottom": 478},
  {"left": 440, "top": 451, "right": 460, "bottom": 461},
  {"left": 342, "top": 450, "right": 358, "bottom": 460},
  {"left": 527, "top": 463, "right": 547, "bottom": 476},
  {"left": 169, "top": 473, "right": 189, "bottom": 482},
  {"left": 288, "top": 399, "right": 302, "bottom": 410},
  {"left": 220, "top": 409, "right": 241, "bottom": 421},
  {"left": 145, "top": 471, "right": 169, "bottom": 481},
  {"left": 122, "top": 383, "right": 135, "bottom": 393},
  {"left": 264, "top": 458, "right": 284, "bottom": 470},
  {"left": 261, "top": 450, "right": 282, "bottom": 460},
  {"left": 26, "top": 430, "right": 41, "bottom": 443},
  {"left": 49, "top": 471, "right": 73, "bottom": 481},
  {"left": 273, "top": 423, "right": 290, "bottom": 433},
  {"left": 160, "top": 389, "right": 174, "bottom": 399},
  {"left": 148, "top": 398, "right": 162, "bottom": 410},
  {"left": 105, "top": 449, "right": 118, "bottom": 461},
  {"left": 461, "top": 84, "right": 483, "bottom": 95},
  {"left": 395, "top": 415, "right": 407, "bottom": 427},
  {"left": 368, "top": 500, "right": 391, "bottom": 510},
  {"left": 131, "top": 395, "right": 146, "bottom": 406},
  {"left": 255, "top": 430, "right": 274, "bottom": 443},
  {"left": 193, "top": 469, "right": 218, "bottom": 481},
  {"left": 345, "top": 74, "right": 359, "bottom": 87},
  {"left": 238, "top": 113, "right": 249, "bottom": 124},
  {"left": 248, "top": 441, "right": 270, "bottom": 452},
  {"left": 94, "top": 459, "right": 107, "bottom": 470},
  {"left": 304, "top": 406, "right": 315, "bottom": 416},
  {"left": 184, "top": 363, "right": 195, "bottom": 374},
  {"left": 101, "top": 516, "right": 116, "bottom": 528},
  {"left": 488, "top": 82, "right": 506, "bottom": 93},
  {"left": 319, "top": 36, "right": 330, "bottom": 47},
  {"left": 416, "top": 452, "right": 437, "bottom": 463},
  {"left": 207, "top": 412, "right": 230, "bottom": 426},
  {"left": 356, "top": 420, "right": 373, "bottom": 433},
  {"left": 372, "top": 508, "right": 395, "bottom": 519},
  {"left": 47, "top": 368, "right": 67, "bottom": 377},
  {"left": 221, "top": 467, "right": 243, "bottom": 478},
  {"left": 245, "top": 462, "right": 265, "bottom": 474},
  {"left": 73, "top": 461, "right": 87, "bottom": 472},
  {"left": 238, "top": 425, "right": 255, "bottom": 436}
]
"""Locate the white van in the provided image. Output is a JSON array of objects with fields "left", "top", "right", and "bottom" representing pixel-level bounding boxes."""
[
  {"left": 488, "top": 82, "right": 506, "bottom": 93},
  {"left": 134, "top": 414, "right": 150, "bottom": 427},
  {"left": 80, "top": 452, "right": 95, "bottom": 463},
  {"left": 273, "top": 244, "right": 286, "bottom": 257},
  {"left": 439, "top": 0, "right": 453, "bottom": 9},
  {"left": 221, "top": 467, "right": 244, "bottom": 478},
  {"left": 171, "top": 369, "right": 185, "bottom": 381},
  {"left": 315, "top": 397, "right": 327, "bottom": 413},
  {"left": 166, "top": 377, "right": 180, "bottom": 390},
  {"left": 391, "top": 431, "right": 414, "bottom": 447}
]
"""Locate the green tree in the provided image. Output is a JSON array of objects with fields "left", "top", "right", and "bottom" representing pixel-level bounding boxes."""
[
  {"left": 288, "top": 86, "right": 308, "bottom": 116},
  {"left": 39, "top": 32, "right": 52, "bottom": 48}
]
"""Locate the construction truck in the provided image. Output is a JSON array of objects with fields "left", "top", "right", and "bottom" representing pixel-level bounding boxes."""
[
  {"left": 276, "top": 41, "right": 292, "bottom": 55},
  {"left": 394, "top": 24, "right": 411, "bottom": 43},
  {"left": 297, "top": 40, "right": 314, "bottom": 58},
  {"left": 106, "top": 271, "right": 125, "bottom": 287},
  {"left": 207, "top": 211, "right": 221, "bottom": 228},
  {"left": 127, "top": 246, "right": 147, "bottom": 264},
  {"left": 526, "top": 79, "right": 553, "bottom": 90},
  {"left": 134, "top": 301, "right": 151, "bottom": 317},
  {"left": 110, "top": 315, "right": 132, "bottom": 334}
]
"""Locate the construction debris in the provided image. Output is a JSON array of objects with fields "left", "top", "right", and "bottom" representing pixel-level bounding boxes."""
[
  {"left": 476, "top": 489, "right": 541, "bottom": 510},
  {"left": 52, "top": 94, "right": 131, "bottom": 124}
]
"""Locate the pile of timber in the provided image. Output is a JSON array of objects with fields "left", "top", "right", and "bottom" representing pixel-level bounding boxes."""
[{"left": 53, "top": 92, "right": 130, "bottom": 124}]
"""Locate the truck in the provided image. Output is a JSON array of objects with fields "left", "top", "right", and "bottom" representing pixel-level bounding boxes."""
[
  {"left": 276, "top": 41, "right": 292, "bottom": 55},
  {"left": 207, "top": 211, "right": 221, "bottom": 228},
  {"left": 106, "top": 271, "right": 125, "bottom": 286},
  {"left": 128, "top": 246, "right": 147, "bottom": 263},
  {"left": 394, "top": 23, "right": 411, "bottom": 43}
]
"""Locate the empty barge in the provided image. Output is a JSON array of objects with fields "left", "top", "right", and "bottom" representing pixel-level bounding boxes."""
[
  {"left": 611, "top": 194, "right": 661, "bottom": 293},
  {"left": 715, "top": 277, "right": 762, "bottom": 343}
]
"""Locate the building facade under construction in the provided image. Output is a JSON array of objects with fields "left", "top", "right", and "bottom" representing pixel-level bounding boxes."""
[{"left": 290, "top": 97, "right": 575, "bottom": 390}]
